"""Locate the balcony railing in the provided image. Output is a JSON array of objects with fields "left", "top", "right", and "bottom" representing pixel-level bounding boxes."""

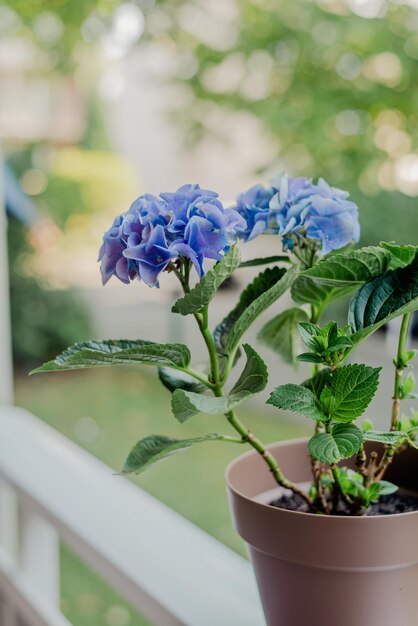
[{"left": 0, "top": 407, "right": 264, "bottom": 626}]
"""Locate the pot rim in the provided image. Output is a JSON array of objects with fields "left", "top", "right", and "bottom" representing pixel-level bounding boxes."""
[{"left": 225, "top": 437, "right": 418, "bottom": 521}]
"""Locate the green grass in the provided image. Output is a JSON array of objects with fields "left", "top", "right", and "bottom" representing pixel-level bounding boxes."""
[{"left": 16, "top": 367, "right": 308, "bottom": 626}]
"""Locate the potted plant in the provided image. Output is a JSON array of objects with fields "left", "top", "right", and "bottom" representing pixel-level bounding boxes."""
[{"left": 32, "top": 176, "right": 418, "bottom": 626}]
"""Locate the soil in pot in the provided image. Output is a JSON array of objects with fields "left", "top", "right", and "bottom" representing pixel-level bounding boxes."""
[{"left": 271, "top": 490, "right": 418, "bottom": 515}]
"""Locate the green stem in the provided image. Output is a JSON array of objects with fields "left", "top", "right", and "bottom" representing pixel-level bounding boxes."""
[
  {"left": 173, "top": 261, "right": 312, "bottom": 506},
  {"left": 183, "top": 367, "right": 217, "bottom": 390},
  {"left": 194, "top": 306, "right": 221, "bottom": 385},
  {"left": 374, "top": 312, "right": 412, "bottom": 481},
  {"left": 391, "top": 312, "right": 412, "bottom": 430},
  {"left": 217, "top": 434, "right": 247, "bottom": 444},
  {"left": 195, "top": 303, "right": 312, "bottom": 506},
  {"left": 224, "top": 408, "right": 312, "bottom": 504}
]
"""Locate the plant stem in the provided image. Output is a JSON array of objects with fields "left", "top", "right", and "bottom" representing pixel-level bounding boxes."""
[
  {"left": 194, "top": 306, "right": 221, "bottom": 385},
  {"left": 224, "top": 408, "right": 312, "bottom": 504},
  {"left": 183, "top": 367, "right": 217, "bottom": 390},
  {"left": 173, "top": 263, "right": 312, "bottom": 506},
  {"left": 194, "top": 297, "right": 312, "bottom": 506},
  {"left": 391, "top": 312, "right": 412, "bottom": 430},
  {"left": 374, "top": 312, "right": 412, "bottom": 480}
]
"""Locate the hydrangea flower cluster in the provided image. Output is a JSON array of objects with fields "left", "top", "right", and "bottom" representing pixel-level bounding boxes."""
[
  {"left": 234, "top": 174, "right": 360, "bottom": 254},
  {"left": 99, "top": 184, "right": 246, "bottom": 287}
]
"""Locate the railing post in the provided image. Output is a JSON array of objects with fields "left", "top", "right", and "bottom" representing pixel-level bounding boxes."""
[{"left": 20, "top": 506, "right": 60, "bottom": 608}]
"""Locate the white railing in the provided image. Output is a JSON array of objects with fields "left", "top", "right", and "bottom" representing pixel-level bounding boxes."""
[{"left": 0, "top": 407, "right": 264, "bottom": 626}]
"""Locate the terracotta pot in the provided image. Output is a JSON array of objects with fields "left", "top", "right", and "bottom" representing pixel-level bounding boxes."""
[{"left": 226, "top": 438, "right": 418, "bottom": 626}]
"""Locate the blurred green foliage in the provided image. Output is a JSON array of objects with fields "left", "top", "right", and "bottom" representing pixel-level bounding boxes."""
[
  {"left": 8, "top": 219, "right": 91, "bottom": 369},
  {"left": 159, "top": 0, "right": 418, "bottom": 244},
  {"left": 5, "top": 0, "right": 418, "bottom": 244}
]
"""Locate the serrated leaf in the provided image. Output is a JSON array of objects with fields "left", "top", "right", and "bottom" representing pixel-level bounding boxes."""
[
  {"left": 122, "top": 434, "right": 224, "bottom": 474},
  {"left": 214, "top": 266, "right": 287, "bottom": 354},
  {"left": 172, "top": 246, "right": 241, "bottom": 315},
  {"left": 258, "top": 307, "right": 309, "bottom": 364},
  {"left": 308, "top": 424, "right": 364, "bottom": 464},
  {"left": 171, "top": 344, "right": 267, "bottom": 422},
  {"left": 302, "top": 246, "right": 391, "bottom": 287},
  {"left": 302, "top": 368, "right": 332, "bottom": 398},
  {"left": 31, "top": 340, "right": 191, "bottom": 373},
  {"left": 225, "top": 266, "right": 298, "bottom": 355},
  {"left": 349, "top": 253, "right": 418, "bottom": 343},
  {"left": 363, "top": 430, "right": 409, "bottom": 445},
  {"left": 239, "top": 255, "right": 290, "bottom": 268},
  {"left": 158, "top": 367, "right": 205, "bottom": 394},
  {"left": 380, "top": 242, "right": 418, "bottom": 268},
  {"left": 267, "top": 384, "right": 326, "bottom": 421},
  {"left": 325, "top": 364, "right": 381, "bottom": 422}
]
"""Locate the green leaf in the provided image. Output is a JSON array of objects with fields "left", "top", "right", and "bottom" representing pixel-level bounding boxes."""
[
  {"left": 239, "top": 255, "right": 290, "bottom": 268},
  {"left": 171, "top": 344, "right": 267, "bottom": 422},
  {"left": 326, "top": 364, "right": 381, "bottom": 422},
  {"left": 380, "top": 242, "right": 418, "bottom": 268},
  {"left": 302, "top": 246, "right": 391, "bottom": 287},
  {"left": 297, "top": 322, "right": 320, "bottom": 350},
  {"left": 291, "top": 275, "right": 353, "bottom": 307},
  {"left": 258, "top": 307, "right": 309, "bottom": 364},
  {"left": 267, "top": 384, "right": 326, "bottom": 421},
  {"left": 308, "top": 424, "right": 364, "bottom": 464},
  {"left": 361, "top": 418, "right": 374, "bottom": 431},
  {"left": 302, "top": 368, "right": 332, "bottom": 398},
  {"left": 374, "top": 480, "right": 398, "bottom": 496},
  {"left": 158, "top": 367, "right": 205, "bottom": 394},
  {"left": 230, "top": 344, "right": 268, "bottom": 395},
  {"left": 171, "top": 246, "right": 241, "bottom": 315},
  {"left": 122, "top": 434, "right": 225, "bottom": 474},
  {"left": 400, "top": 372, "right": 416, "bottom": 399},
  {"left": 213, "top": 266, "right": 287, "bottom": 354},
  {"left": 296, "top": 352, "right": 325, "bottom": 364},
  {"left": 171, "top": 391, "right": 230, "bottom": 423},
  {"left": 349, "top": 253, "right": 418, "bottom": 342},
  {"left": 31, "top": 340, "right": 191, "bottom": 373},
  {"left": 363, "top": 430, "right": 409, "bottom": 445},
  {"left": 367, "top": 480, "right": 398, "bottom": 504},
  {"left": 225, "top": 266, "right": 298, "bottom": 355}
]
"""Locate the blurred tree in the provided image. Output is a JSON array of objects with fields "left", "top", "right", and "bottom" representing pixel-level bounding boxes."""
[{"left": 154, "top": 0, "right": 418, "bottom": 243}]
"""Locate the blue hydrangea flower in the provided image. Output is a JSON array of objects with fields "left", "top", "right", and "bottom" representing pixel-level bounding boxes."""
[
  {"left": 235, "top": 174, "right": 360, "bottom": 254},
  {"left": 234, "top": 184, "right": 276, "bottom": 241},
  {"left": 99, "top": 184, "right": 246, "bottom": 287}
]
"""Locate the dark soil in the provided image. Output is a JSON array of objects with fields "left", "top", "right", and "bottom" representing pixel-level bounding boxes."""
[{"left": 270, "top": 492, "right": 418, "bottom": 516}]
